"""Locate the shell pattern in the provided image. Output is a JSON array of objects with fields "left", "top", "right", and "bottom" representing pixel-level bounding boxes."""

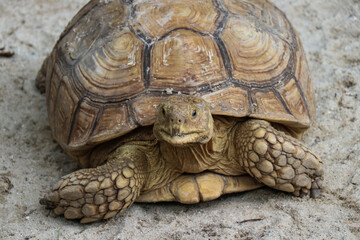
[{"left": 43, "top": 0, "right": 315, "bottom": 158}]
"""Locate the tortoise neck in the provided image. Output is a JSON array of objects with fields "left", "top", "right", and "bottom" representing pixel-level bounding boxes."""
[{"left": 159, "top": 116, "right": 239, "bottom": 173}]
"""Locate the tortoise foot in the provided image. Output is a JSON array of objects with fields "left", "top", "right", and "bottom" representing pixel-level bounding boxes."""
[
  {"left": 236, "top": 119, "right": 324, "bottom": 197},
  {"left": 40, "top": 159, "right": 142, "bottom": 223}
]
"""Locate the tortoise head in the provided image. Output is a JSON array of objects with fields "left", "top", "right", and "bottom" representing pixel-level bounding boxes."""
[{"left": 153, "top": 95, "right": 214, "bottom": 147}]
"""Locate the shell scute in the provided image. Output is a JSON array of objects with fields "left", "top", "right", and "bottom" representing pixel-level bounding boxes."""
[
  {"left": 221, "top": 17, "right": 292, "bottom": 84},
  {"left": 69, "top": 98, "right": 100, "bottom": 145},
  {"left": 202, "top": 87, "right": 249, "bottom": 116},
  {"left": 131, "top": 0, "right": 222, "bottom": 41},
  {"left": 278, "top": 79, "right": 310, "bottom": 126},
  {"left": 150, "top": 29, "right": 228, "bottom": 93},
  {"left": 76, "top": 29, "right": 145, "bottom": 102}
]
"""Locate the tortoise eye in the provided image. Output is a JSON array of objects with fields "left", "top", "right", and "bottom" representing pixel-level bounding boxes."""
[
  {"left": 162, "top": 107, "right": 166, "bottom": 116},
  {"left": 192, "top": 110, "right": 197, "bottom": 117}
]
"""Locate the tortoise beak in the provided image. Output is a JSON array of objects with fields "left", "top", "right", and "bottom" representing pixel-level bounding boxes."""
[{"left": 169, "top": 124, "right": 183, "bottom": 137}]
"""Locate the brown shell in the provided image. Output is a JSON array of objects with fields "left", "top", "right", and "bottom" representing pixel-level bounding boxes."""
[{"left": 43, "top": 0, "right": 315, "bottom": 162}]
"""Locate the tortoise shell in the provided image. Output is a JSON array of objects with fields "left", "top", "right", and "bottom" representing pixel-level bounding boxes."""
[{"left": 42, "top": 0, "right": 315, "bottom": 163}]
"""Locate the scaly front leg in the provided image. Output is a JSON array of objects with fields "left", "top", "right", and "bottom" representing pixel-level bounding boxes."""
[
  {"left": 40, "top": 146, "right": 148, "bottom": 223},
  {"left": 235, "top": 119, "right": 324, "bottom": 197}
]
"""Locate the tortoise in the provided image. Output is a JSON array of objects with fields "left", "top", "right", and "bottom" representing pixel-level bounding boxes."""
[{"left": 38, "top": 0, "right": 324, "bottom": 223}]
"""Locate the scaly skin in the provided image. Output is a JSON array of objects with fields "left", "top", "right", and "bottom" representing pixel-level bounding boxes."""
[
  {"left": 40, "top": 146, "right": 148, "bottom": 223},
  {"left": 235, "top": 119, "right": 323, "bottom": 197}
]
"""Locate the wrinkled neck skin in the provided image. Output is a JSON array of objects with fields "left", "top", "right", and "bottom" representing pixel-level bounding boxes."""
[
  {"left": 158, "top": 116, "right": 245, "bottom": 176},
  {"left": 92, "top": 117, "right": 246, "bottom": 193}
]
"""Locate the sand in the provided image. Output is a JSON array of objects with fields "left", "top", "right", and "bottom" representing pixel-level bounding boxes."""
[{"left": 0, "top": 0, "right": 359, "bottom": 239}]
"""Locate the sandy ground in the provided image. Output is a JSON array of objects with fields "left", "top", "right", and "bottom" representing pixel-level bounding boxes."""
[{"left": 0, "top": 0, "right": 359, "bottom": 239}]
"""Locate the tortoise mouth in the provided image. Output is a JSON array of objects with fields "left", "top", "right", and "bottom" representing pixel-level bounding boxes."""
[
  {"left": 160, "top": 128, "right": 207, "bottom": 137},
  {"left": 157, "top": 128, "right": 212, "bottom": 146}
]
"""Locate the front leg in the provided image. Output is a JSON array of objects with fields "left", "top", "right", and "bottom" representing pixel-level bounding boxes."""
[
  {"left": 235, "top": 119, "right": 324, "bottom": 197},
  {"left": 40, "top": 146, "right": 148, "bottom": 223}
]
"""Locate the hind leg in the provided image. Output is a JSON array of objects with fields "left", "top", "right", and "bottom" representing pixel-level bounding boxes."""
[{"left": 235, "top": 119, "right": 324, "bottom": 197}]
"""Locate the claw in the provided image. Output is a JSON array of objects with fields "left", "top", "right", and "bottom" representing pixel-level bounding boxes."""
[
  {"left": 310, "top": 179, "right": 323, "bottom": 198},
  {"left": 40, "top": 191, "right": 60, "bottom": 209},
  {"left": 310, "top": 188, "right": 321, "bottom": 198}
]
